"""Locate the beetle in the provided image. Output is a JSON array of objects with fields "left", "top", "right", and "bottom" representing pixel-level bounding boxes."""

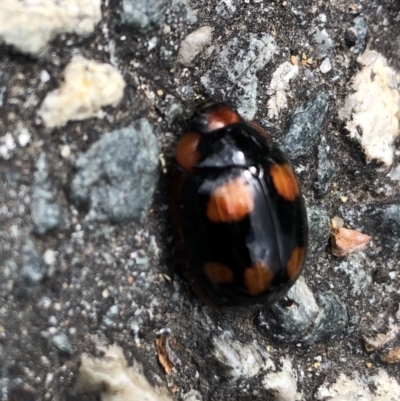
[{"left": 170, "top": 101, "right": 308, "bottom": 311}]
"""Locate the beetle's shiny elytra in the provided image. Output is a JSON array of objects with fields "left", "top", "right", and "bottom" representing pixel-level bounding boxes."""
[{"left": 171, "top": 102, "right": 308, "bottom": 311}]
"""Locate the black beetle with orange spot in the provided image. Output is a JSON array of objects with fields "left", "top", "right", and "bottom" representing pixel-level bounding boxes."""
[{"left": 171, "top": 101, "right": 308, "bottom": 311}]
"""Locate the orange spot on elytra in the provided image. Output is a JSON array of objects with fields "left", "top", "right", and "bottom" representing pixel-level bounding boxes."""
[
  {"left": 204, "top": 262, "right": 234, "bottom": 283},
  {"left": 207, "top": 177, "right": 254, "bottom": 223},
  {"left": 269, "top": 163, "right": 300, "bottom": 201},
  {"left": 244, "top": 262, "right": 274, "bottom": 296},
  {"left": 286, "top": 246, "right": 305, "bottom": 280},
  {"left": 175, "top": 132, "right": 201, "bottom": 171},
  {"left": 206, "top": 104, "right": 241, "bottom": 131}
]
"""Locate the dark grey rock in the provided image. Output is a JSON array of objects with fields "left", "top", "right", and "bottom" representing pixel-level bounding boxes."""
[
  {"left": 69, "top": 119, "right": 159, "bottom": 223},
  {"left": 121, "top": 0, "right": 168, "bottom": 31},
  {"left": 271, "top": 277, "right": 319, "bottom": 335},
  {"left": 258, "top": 278, "right": 348, "bottom": 345},
  {"left": 307, "top": 205, "right": 330, "bottom": 254},
  {"left": 314, "top": 136, "right": 335, "bottom": 196},
  {"left": 31, "top": 154, "right": 67, "bottom": 235},
  {"left": 20, "top": 239, "right": 47, "bottom": 287},
  {"left": 51, "top": 332, "right": 74, "bottom": 356},
  {"left": 201, "top": 33, "right": 276, "bottom": 120},
  {"left": 308, "top": 292, "right": 348, "bottom": 344},
  {"left": 345, "top": 16, "right": 368, "bottom": 53},
  {"left": 281, "top": 93, "right": 329, "bottom": 159}
]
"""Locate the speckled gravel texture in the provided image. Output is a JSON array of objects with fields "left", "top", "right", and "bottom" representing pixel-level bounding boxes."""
[{"left": 1, "top": 1, "right": 400, "bottom": 400}]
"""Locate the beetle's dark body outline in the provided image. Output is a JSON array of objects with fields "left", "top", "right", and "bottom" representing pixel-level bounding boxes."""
[{"left": 171, "top": 102, "right": 308, "bottom": 311}]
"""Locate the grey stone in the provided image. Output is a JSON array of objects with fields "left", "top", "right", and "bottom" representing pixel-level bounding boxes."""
[
  {"left": 258, "top": 279, "right": 348, "bottom": 345},
  {"left": 306, "top": 205, "right": 330, "bottom": 254},
  {"left": 165, "top": 102, "right": 184, "bottom": 125},
  {"left": 319, "top": 58, "right": 332, "bottom": 73},
  {"left": 345, "top": 16, "right": 369, "bottom": 53},
  {"left": 70, "top": 119, "right": 159, "bottom": 223},
  {"left": 313, "top": 29, "right": 334, "bottom": 58},
  {"left": 270, "top": 277, "right": 319, "bottom": 335},
  {"left": 32, "top": 154, "right": 67, "bottom": 235},
  {"left": 201, "top": 33, "right": 276, "bottom": 120},
  {"left": 51, "top": 332, "right": 74, "bottom": 356},
  {"left": 281, "top": 93, "right": 329, "bottom": 159},
  {"left": 20, "top": 239, "right": 47, "bottom": 287},
  {"left": 121, "top": 0, "right": 168, "bottom": 31},
  {"left": 314, "top": 136, "right": 335, "bottom": 196},
  {"left": 307, "top": 292, "right": 348, "bottom": 344}
]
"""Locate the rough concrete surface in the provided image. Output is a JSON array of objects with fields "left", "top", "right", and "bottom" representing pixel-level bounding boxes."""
[{"left": 0, "top": 1, "right": 400, "bottom": 401}]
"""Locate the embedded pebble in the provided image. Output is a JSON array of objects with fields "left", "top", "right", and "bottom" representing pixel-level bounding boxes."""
[
  {"left": 314, "top": 29, "right": 334, "bottom": 57},
  {"left": 0, "top": 133, "right": 16, "bottom": 160},
  {"left": 165, "top": 102, "right": 185, "bottom": 125},
  {"left": 314, "top": 136, "right": 335, "bottom": 196},
  {"left": 212, "top": 332, "right": 267, "bottom": 379},
  {"left": 16, "top": 124, "right": 31, "bottom": 147},
  {"left": 281, "top": 93, "right": 329, "bottom": 159},
  {"left": 181, "top": 390, "right": 203, "bottom": 401},
  {"left": 69, "top": 120, "right": 159, "bottom": 223},
  {"left": 267, "top": 61, "right": 299, "bottom": 119},
  {"left": 20, "top": 239, "right": 47, "bottom": 287},
  {"left": 339, "top": 50, "right": 400, "bottom": 166},
  {"left": 177, "top": 26, "right": 213, "bottom": 67},
  {"left": 37, "top": 296, "right": 52, "bottom": 310},
  {"left": 77, "top": 344, "right": 173, "bottom": 400},
  {"left": 38, "top": 56, "right": 126, "bottom": 128},
  {"left": 0, "top": 0, "right": 101, "bottom": 55},
  {"left": 121, "top": 0, "right": 168, "bottom": 31},
  {"left": 51, "top": 332, "right": 74, "bottom": 355},
  {"left": 102, "top": 305, "right": 119, "bottom": 328},
  {"left": 320, "top": 58, "right": 332, "bottom": 73},
  {"left": 60, "top": 145, "right": 71, "bottom": 159},
  {"left": 259, "top": 277, "right": 348, "bottom": 345},
  {"left": 271, "top": 277, "right": 319, "bottom": 335},
  {"left": 201, "top": 33, "right": 276, "bottom": 119},
  {"left": 345, "top": 16, "right": 369, "bottom": 53},
  {"left": 263, "top": 359, "right": 299, "bottom": 401},
  {"left": 43, "top": 249, "right": 55, "bottom": 266},
  {"left": 32, "top": 154, "right": 66, "bottom": 235}
]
